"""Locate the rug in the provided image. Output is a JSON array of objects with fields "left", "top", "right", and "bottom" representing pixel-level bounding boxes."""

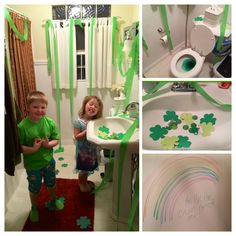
[{"left": 22, "top": 178, "right": 95, "bottom": 231}]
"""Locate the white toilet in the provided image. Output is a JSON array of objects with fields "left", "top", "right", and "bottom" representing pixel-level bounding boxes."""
[{"left": 170, "top": 24, "right": 216, "bottom": 78}]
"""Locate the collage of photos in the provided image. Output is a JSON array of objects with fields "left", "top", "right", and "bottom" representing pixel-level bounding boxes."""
[{"left": 3, "top": 2, "right": 232, "bottom": 234}]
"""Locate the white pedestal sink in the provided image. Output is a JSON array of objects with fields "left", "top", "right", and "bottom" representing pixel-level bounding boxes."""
[
  {"left": 143, "top": 83, "right": 231, "bottom": 150},
  {"left": 87, "top": 116, "right": 139, "bottom": 222}
]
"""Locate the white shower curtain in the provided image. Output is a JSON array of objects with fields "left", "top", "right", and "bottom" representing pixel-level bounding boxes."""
[
  {"left": 50, "top": 20, "right": 77, "bottom": 89},
  {"left": 85, "top": 18, "right": 112, "bottom": 89}
]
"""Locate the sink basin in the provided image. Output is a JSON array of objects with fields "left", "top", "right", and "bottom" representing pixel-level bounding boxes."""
[
  {"left": 87, "top": 116, "right": 139, "bottom": 222},
  {"left": 143, "top": 84, "right": 231, "bottom": 150},
  {"left": 87, "top": 116, "right": 139, "bottom": 150}
]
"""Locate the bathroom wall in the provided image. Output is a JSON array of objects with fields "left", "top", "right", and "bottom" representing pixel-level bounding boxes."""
[
  {"left": 142, "top": 5, "right": 187, "bottom": 73},
  {"left": 7, "top": 4, "right": 139, "bottom": 144}
]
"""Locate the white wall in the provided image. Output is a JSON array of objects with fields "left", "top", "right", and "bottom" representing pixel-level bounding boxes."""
[{"left": 142, "top": 5, "right": 187, "bottom": 73}]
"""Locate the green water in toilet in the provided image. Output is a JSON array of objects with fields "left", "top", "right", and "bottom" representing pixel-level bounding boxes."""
[{"left": 182, "top": 58, "right": 196, "bottom": 71}]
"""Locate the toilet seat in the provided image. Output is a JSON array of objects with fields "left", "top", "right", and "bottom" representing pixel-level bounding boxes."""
[
  {"left": 170, "top": 25, "right": 215, "bottom": 77},
  {"left": 170, "top": 48, "right": 205, "bottom": 77}
]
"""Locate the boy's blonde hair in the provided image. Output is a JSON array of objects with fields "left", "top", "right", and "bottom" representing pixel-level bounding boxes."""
[
  {"left": 27, "top": 91, "right": 48, "bottom": 106},
  {"left": 79, "top": 96, "right": 103, "bottom": 119}
]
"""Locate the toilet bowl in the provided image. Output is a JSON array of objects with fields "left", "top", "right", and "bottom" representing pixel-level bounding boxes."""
[{"left": 170, "top": 24, "right": 216, "bottom": 77}]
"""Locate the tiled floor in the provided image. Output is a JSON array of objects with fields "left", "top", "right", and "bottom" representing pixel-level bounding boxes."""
[{"left": 5, "top": 145, "right": 136, "bottom": 231}]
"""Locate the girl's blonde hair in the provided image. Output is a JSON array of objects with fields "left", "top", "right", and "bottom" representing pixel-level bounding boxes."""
[
  {"left": 79, "top": 96, "right": 103, "bottom": 119},
  {"left": 27, "top": 91, "right": 48, "bottom": 106}
]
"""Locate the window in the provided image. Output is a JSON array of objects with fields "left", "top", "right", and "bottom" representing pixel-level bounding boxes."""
[
  {"left": 77, "top": 53, "right": 86, "bottom": 81},
  {"left": 52, "top": 5, "right": 111, "bottom": 81},
  {"left": 52, "top": 5, "right": 111, "bottom": 20}
]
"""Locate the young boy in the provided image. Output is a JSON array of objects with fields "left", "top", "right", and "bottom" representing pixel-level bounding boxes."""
[{"left": 18, "top": 91, "right": 64, "bottom": 222}]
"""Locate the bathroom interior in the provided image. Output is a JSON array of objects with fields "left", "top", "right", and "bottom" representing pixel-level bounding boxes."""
[
  {"left": 142, "top": 5, "right": 232, "bottom": 78},
  {"left": 142, "top": 81, "right": 231, "bottom": 150},
  {"left": 5, "top": 4, "right": 139, "bottom": 231}
]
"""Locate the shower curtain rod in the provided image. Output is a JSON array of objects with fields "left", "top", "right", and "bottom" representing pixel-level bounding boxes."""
[{"left": 5, "top": 5, "right": 29, "bottom": 19}]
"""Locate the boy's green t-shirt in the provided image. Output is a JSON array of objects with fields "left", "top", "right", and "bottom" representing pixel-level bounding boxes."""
[{"left": 18, "top": 116, "right": 59, "bottom": 170}]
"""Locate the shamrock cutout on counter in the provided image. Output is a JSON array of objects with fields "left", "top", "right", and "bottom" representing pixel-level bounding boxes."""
[
  {"left": 200, "top": 113, "right": 216, "bottom": 125},
  {"left": 160, "top": 136, "right": 179, "bottom": 150},
  {"left": 163, "top": 111, "right": 179, "bottom": 122},
  {"left": 150, "top": 125, "right": 168, "bottom": 141},
  {"left": 176, "top": 136, "right": 192, "bottom": 148},
  {"left": 200, "top": 122, "right": 215, "bottom": 137}
]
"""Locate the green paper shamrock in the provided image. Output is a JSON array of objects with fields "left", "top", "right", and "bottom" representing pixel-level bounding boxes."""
[
  {"left": 61, "top": 163, "right": 68, "bottom": 168},
  {"left": 163, "top": 111, "right": 179, "bottom": 122},
  {"left": 58, "top": 157, "right": 64, "bottom": 161},
  {"left": 200, "top": 113, "right": 216, "bottom": 125},
  {"left": 200, "top": 122, "right": 215, "bottom": 137},
  {"left": 55, "top": 169, "right": 60, "bottom": 175},
  {"left": 76, "top": 216, "right": 91, "bottom": 229},
  {"left": 168, "top": 121, "right": 178, "bottom": 130},
  {"left": 98, "top": 125, "right": 110, "bottom": 133},
  {"left": 160, "top": 136, "right": 179, "bottom": 150},
  {"left": 176, "top": 136, "right": 192, "bottom": 148},
  {"left": 150, "top": 125, "right": 168, "bottom": 141},
  {"left": 117, "top": 133, "right": 124, "bottom": 140},
  {"left": 189, "top": 123, "right": 199, "bottom": 135},
  {"left": 180, "top": 113, "right": 194, "bottom": 125},
  {"left": 45, "top": 197, "right": 65, "bottom": 210}
]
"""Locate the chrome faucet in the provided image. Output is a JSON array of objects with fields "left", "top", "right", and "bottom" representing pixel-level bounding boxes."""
[
  {"left": 171, "top": 82, "right": 196, "bottom": 92},
  {"left": 124, "top": 102, "right": 139, "bottom": 119}
]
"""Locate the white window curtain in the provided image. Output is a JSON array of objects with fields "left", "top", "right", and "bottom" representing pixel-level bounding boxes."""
[
  {"left": 85, "top": 18, "right": 112, "bottom": 89},
  {"left": 50, "top": 20, "right": 77, "bottom": 89}
]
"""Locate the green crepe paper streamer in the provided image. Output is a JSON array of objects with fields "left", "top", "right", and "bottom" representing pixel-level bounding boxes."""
[
  {"left": 69, "top": 18, "right": 74, "bottom": 124},
  {"left": 124, "top": 68, "right": 135, "bottom": 108},
  {"left": 5, "top": 8, "right": 28, "bottom": 42},
  {"left": 48, "top": 19, "right": 63, "bottom": 153},
  {"left": 191, "top": 82, "right": 231, "bottom": 111},
  {"left": 159, "top": 5, "right": 173, "bottom": 50},
  {"left": 142, "top": 37, "right": 148, "bottom": 51},
  {"left": 74, "top": 19, "right": 84, "bottom": 28},
  {"left": 116, "top": 119, "right": 139, "bottom": 219},
  {"left": 89, "top": 18, "right": 95, "bottom": 96},
  {"left": 112, "top": 17, "right": 118, "bottom": 65},
  {"left": 142, "top": 81, "right": 169, "bottom": 101},
  {"left": 117, "top": 42, "right": 126, "bottom": 77},
  {"left": 45, "top": 20, "right": 53, "bottom": 73},
  {"left": 129, "top": 32, "right": 139, "bottom": 74},
  {"left": 128, "top": 170, "right": 139, "bottom": 231},
  {"left": 216, "top": 5, "right": 229, "bottom": 52}
]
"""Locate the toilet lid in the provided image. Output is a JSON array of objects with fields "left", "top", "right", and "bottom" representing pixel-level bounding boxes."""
[{"left": 190, "top": 25, "right": 215, "bottom": 56}]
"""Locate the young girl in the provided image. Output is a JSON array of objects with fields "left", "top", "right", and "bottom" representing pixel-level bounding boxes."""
[
  {"left": 74, "top": 96, "right": 103, "bottom": 192},
  {"left": 18, "top": 91, "right": 64, "bottom": 222}
]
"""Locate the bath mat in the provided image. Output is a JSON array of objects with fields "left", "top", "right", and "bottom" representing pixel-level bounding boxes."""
[{"left": 22, "top": 178, "right": 95, "bottom": 231}]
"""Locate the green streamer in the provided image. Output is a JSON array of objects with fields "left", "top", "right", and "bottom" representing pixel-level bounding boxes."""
[
  {"left": 124, "top": 68, "right": 135, "bottom": 108},
  {"left": 191, "top": 82, "right": 231, "bottom": 111},
  {"left": 5, "top": 8, "right": 28, "bottom": 41},
  {"left": 216, "top": 5, "right": 229, "bottom": 52},
  {"left": 45, "top": 20, "right": 53, "bottom": 73},
  {"left": 159, "top": 5, "right": 173, "bottom": 50},
  {"left": 128, "top": 171, "right": 139, "bottom": 231},
  {"left": 69, "top": 18, "right": 74, "bottom": 123},
  {"left": 117, "top": 42, "right": 126, "bottom": 77},
  {"left": 45, "top": 20, "right": 64, "bottom": 153},
  {"left": 142, "top": 81, "right": 169, "bottom": 101},
  {"left": 89, "top": 18, "right": 95, "bottom": 96},
  {"left": 74, "top": 19, "right": 84, "bottom": 28},
  {"left": 116, "top": 119, "right": 139, "bottom": 220},
  {"left": 142, "top": 37, "right": 148, "bottom": 51},
  {"left": 112, "top": 17, "right": 118, "bottom": 65}
]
